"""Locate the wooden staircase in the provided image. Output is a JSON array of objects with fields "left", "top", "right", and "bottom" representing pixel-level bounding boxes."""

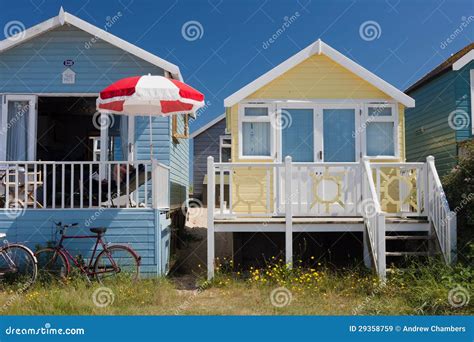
[{"left": 385, "top": 229, "right": 438, "bottom": 272}]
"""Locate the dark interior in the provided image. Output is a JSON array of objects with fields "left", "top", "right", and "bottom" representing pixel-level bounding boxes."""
[
  {"left": 36, "top": 96, "right": 100, "bottom": 161},
  {"left": 233, "top": 232, "right": 364, "bottom": 270}
]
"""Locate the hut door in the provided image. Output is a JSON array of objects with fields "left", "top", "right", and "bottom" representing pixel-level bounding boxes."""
[
  {"left": 322, "top": 107, "right": 358, "bottom": 162},
  {"left": 0, "top": 95, "right": 37, "bottom": 161}
]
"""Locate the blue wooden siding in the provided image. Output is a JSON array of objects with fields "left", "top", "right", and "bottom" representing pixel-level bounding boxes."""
[
  {"left": 0, "top": 25, "right": 164, "bottom": 93},
  {"left": 405, "top": 71, "right": 457, "bottom": 175},
  {"left": 134, "top": 116, "right": 170, "bottom": 164},
  {"left": 0, "top": 208, "right": 170, "bottom": 276},
  {"left": 169, "top": 114, "right": 189, "bottom": 208},
  {"left": 454, "top": 60, "right": 473, "bottom": 142},
  {"left": 193, "top": 118, "right": 226, "bottom": 198}
]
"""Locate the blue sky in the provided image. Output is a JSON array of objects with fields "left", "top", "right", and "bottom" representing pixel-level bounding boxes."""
[{"left": 1, "top": 0, "right": 472, "bottom": 132}]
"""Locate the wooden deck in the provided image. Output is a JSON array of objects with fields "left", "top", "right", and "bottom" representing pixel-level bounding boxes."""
[{"left": 214, "top": 216, "right": 430, "bottom": 233}]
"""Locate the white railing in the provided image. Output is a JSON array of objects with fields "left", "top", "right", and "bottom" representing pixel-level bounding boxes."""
[
  {"left": 211, "top": 158, "right": 428, "bottom": 219},
  {"left": 370, "top": 162, "right": 426, "bottom": 217},
  {"left": 361, "top": 157, "right": 386, "bottom": 279},
  {"left": 211, "top": 159, "right": 361, "bottom": 219},
  {"left": 426, "top": 156, "right": 456, "bottom": 264},
  {"left": 0, "top": 160, "right": 170, "bottom": 210}
]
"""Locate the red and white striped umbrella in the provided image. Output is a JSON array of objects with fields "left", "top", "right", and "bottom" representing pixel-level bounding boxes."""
[{"left": 96, "top": 75, "right": 205, "bottom": 115}]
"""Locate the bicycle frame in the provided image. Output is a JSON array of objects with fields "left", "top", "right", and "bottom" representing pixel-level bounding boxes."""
[{"left": 54, "top": 230, "right": 118, "bottom": 277}]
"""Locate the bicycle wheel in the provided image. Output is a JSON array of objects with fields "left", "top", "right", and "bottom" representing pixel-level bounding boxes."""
[
  {"left": 0, "top": 244, "right": 37, "bottom": 290},
  {"left": 35, "top": 248, "right": 69, "bottom": 281},
  {"left": 94, "top": 245, "right": 140, "bottom": 284}
]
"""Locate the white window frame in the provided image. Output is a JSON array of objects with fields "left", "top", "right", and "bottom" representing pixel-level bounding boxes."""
[
  {"left": 276, "top": 102, "right": 318, "bottom": 162},
  {"left": 470, "top": 69, "right": 474, "bottom": 136},
  {"left": 319, "top": 103, "right": 362, "bottom": 162},
  {"left": 219, "top": 134, "right": 231, "bottom": 162},
  {"left": 0, "top": 94, "right": 38, "bottom": 161},
  {"left": 362, "top": 102, "right": 399, "bottom": 160},
  {"left": 238, "top": 103, "right": 275, "bottom": 160}
]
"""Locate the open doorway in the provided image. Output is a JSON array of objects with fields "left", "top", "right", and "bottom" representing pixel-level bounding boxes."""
[{"left": 36, "top": 96, "right": 121, "bottom": 162}]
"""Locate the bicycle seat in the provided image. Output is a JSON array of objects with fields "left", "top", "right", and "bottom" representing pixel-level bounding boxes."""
[
  {"left": 90, "top": 227, "right": 107, "bottom": 235},
  {"left": 0, "top": 233, "right": 5, "bottom": 239}
]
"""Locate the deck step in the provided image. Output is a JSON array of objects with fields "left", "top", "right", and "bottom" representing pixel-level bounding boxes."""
[
  {"left": 385, "top": 251, "right": 430, "bottom": 257},
  {"left": 385, "top": 235, "right": 431, "bottom": 241}
]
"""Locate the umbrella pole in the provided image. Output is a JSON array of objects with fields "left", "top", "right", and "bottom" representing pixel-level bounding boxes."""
[{"left": 149, "top": 115, "right": 153, "bottom": 160}]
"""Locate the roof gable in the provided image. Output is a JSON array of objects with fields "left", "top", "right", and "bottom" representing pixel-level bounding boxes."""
[
  {"left": 224, "top": 39, "right": 414, "bottom": 107},
  {"left": 406, "top": 43, "right": 474, "bottom": 93},
  {"left": 0, "top": 7, "right": 182, "bottom": 80},
  {"left": 190, "top": 113, "right": 226, "bottom": 138}
]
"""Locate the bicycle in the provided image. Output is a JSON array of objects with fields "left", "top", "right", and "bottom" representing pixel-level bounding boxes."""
[
  {"left": 35, "top": 222, "right": 141, "bottom": 284},
  {"left": 0, "top": 233, "right": 37, "bottom": 289}
]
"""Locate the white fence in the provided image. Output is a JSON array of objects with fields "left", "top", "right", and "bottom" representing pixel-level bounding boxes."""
[
  {"left": 210, "top": 158, "right": 429, "bottom": 219},
  {"left": 0, "top": 160, "right": 170, "bottom": 210}
]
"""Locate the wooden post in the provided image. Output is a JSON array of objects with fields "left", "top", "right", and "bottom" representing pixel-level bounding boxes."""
[
  {"left": 376, "top": 213, "right": 386, "bottom": 280},
  {"left": 284, "top": 156, "right": 293, "bottom": 267},
  {"left": 99, "top": 113, "right": 108, "bottom": 180},
  {"left": 207, "top": 156, "right": 215, "bottom": 280},
  {"left": 449, "top": 213, "right": 457, "bottom": 264},
  {"left": 362, "top": 229, "right": 372, "bottom": 269}
]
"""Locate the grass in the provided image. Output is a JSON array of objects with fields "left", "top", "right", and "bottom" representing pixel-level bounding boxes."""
[{"left": 0, "top": 261, "right": 472, "bottom": 315}]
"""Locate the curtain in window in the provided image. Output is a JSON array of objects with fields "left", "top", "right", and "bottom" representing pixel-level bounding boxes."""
[
  {"left": 119, "top": 116, "right": 129, "bottom": 161},
  {"left": 6, "top": 101, "right": 29, "bottom": 161},
  {"left": 323, "top": 109, "right": 356, "bottom": 162},
  {"left": 242, "top": 122, "right": 270, "bottom": 156},
  {"left": 366, "top": 122, "right": 394, "bottom": 156},
  {"left": 282, "top": 109, "right": 314, "bottom": 162}
]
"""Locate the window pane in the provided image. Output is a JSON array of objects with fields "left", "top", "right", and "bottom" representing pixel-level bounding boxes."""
[
  {"left": 221, "top": 147, "right": 231, "bottom": 162},
  {"left": 6, "top": 101, "right": 29, "bottom": 161},
  {"left": 242, "top": 122, "right": 271, "bottom": 156},
  {"left": 366, "top": 122, "right": 395, "bottom": 156},
  {"left": 244, "top": 107, "right": 268, "bottom": 116},
  {"left": 368, "top": 106, "right": 392, "bottom": 116}
]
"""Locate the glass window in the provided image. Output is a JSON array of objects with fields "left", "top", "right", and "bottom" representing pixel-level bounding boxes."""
[
  {"left": 244, "top": 107, "right": 268, "bottom": 117},
  {"left": 368, "top": 107, "right": 392, "bottom": 116},
  {"left": 242, "top": 122, "right": 271, "bottom": 156},
  {"left": 366, "top": 122, "right": 394, "bottom": 156}
]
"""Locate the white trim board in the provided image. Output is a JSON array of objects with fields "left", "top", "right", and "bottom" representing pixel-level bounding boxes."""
[
  {"left": 224, "top": 39, "right": 415, "bottom": 108},
  {"left": 189, "top": 113, "right": 226, "bottom": 138},
  {"left": 471, "top": 70, "right": 474, "bottom": 135},
  {"left": 453, "top": 50, "right": 474, "bottom": 71},
  {"left": 0, "top": 7, "right": 182, "bottom": 81}
]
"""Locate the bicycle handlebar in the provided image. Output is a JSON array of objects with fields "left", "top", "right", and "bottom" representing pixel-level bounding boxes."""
[{"left": 53, "top": 221, "right": 79, "bottom": 230}]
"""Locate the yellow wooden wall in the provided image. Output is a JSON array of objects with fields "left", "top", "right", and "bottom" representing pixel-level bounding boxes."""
[{"left": 226, "top": 54, "right": 407, "bottom": 214}]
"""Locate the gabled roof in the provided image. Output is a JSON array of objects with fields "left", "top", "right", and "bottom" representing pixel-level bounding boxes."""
[
  {"left": 0, "top": 7, "right": 182, "bottom": 80},
  {"left": 406, "top": 43, "right": 474, "bottom": 94},
  {"left": 189, "top": 113, "right": 226, "bottom": 139},
  {"left": 224, "top": 39, "right": 415, "bottom": 108}
]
